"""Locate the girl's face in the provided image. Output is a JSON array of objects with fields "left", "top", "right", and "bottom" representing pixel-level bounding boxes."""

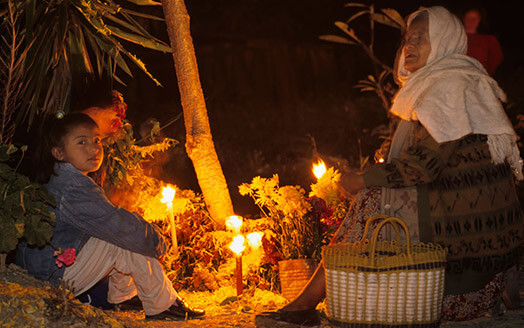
[
  {"left": 51, "top": 124, "right": 103, "bottom": 175},
  {"left": 404, "top": 16, "right": 431, "bottom": 73}
]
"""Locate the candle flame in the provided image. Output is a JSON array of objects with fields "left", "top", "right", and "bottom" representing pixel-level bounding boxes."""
[
  {"left": 229, "top": 235, "right": 245, "bottom": 255},
  {"left": 313, "top": 160, "right": 327, "bottom": 179},
  {"left": 226, "top": 215, "right": 243, "bottom": 234},
  {"left": 160, "top": 186, "right": 175, "bottom": 204},
  {"left": 378, "top": 157, "right": 385, "bottom": 163},
  {"left": 246, "top": 232, "right": 262, "bottom": 249}
]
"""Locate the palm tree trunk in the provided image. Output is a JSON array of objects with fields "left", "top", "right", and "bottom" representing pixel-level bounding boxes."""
[{"left": 161, "top": 0, "right": 233, "bottom": 229}]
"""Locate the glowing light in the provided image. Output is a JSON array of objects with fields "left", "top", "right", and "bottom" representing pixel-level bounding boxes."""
[
  {"left": 246, "top": 232, "right": 262, "bottom": 249},
  {"left": 378, "top": 157, "right": 385, "bottom": 163},
  {"left": 159, "top": 185, "right": 178, "bottom": 259},
  {"left": 229, "top": 235, "right": 246, "bottom": 255},
  {"left": 226, "top": 215, "right": 243, "bottom": 234},
  {"left": 313, "top": 160, "right": 327, "bottom": 179},
  {"left": 160, "top": 186, "right": 175, "bottom": 204}
]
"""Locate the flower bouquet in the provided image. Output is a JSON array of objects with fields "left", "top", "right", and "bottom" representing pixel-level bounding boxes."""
[{"left": 239, "top": 171, "right": 348, "bottom": 298}]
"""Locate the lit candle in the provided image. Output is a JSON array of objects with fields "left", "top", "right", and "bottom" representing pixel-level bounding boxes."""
[
  {"left": 229, "top": 234, "right": 245, "bottom": 296},
  {"left": 313, "top": 159, "right": 327, "bottom": 180},
  {"left": 227, "top": 215, "right": 245, "bottom": 296},
  {"left": 246, "top": 232, "right": 262, "bottom": 249},
  {"left": 161, "top": 186, "right": 179, "bottom": 259},
  {"left": 226, "top": 215, "right": 243, "bottom": 234}
]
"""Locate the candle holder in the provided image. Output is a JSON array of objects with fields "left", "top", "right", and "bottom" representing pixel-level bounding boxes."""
[
  {"left": 161, "top": 186, "right": 179, "bottom": 259},
  {"left": 235, "top": 255, "right": 243, "bottom": 296},
  {"left": 226, "top": 216, "right": 263, "bottom": 297}
]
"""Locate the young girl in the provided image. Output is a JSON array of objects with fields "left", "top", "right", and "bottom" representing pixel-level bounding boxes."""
[{"left": 16, "top": 113, "right": 204, "bottom": 320}]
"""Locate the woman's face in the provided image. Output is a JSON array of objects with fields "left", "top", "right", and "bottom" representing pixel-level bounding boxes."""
[
  {"left": 463, "top": 10, "right": 481, "bottom": 33},
  {"left": 404, "top": 16, "right": 431, "bottom": 73}
]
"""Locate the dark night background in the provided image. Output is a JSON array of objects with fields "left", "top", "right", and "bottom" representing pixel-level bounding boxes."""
[{"left": 92, "top": 0, "right": 524, "bottom": 216}]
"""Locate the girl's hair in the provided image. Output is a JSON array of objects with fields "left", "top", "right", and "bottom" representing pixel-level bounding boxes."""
[{"left": 33, "top": 113, "right": 98, "bottom": 184}]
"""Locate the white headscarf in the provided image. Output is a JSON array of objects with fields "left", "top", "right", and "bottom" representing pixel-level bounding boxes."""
[{"left": 390, "top": 6, "right": 522, "bottom": 180}]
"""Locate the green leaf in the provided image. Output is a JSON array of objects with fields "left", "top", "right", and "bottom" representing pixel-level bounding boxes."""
[
  {"left": 346, "top": 10, "right": 368, "bottom": 24},
  {"left": 6, "top": 144, "right": 18, "bottom": 155},
  {"left": 371, "top": 13, "right": 402, "bottom": 30},
  {"left": 69, "top": 29, "right": 93, "bottom": 75},
  {"left": 124, "top": 0, "right": 162, "bottom": 5},
  {"left": 354, "top": 86, "right": 376, "bottom": 92},
  {"left": 0, "top": 218, "right": 18, "bottom": 253},
  {"left": 120, "top": 48, "right": 163, "bottom": 86},
  {"left": 356, "top": 79, "right": 374, "bottom": 86},
  {"left": 105, "top": 25, "right": 171, "bottom": 52},
  {"left": 0, "top": 148, "right": 9, "bottom": 162},
  {"left": 334, "top": 22, "right": 358, "bottom": 41},
  {"left": 15, "top": 223, "right": 24, "bottom": 238},
  {"left": 114, "top": 53, "right": 133, "bottom": 78},
  {"left": 344, "top": 3, "right": 367, "bottom": 8},
  {"left": 382, "top": 8, "right": 406, "bottom": 30},
  {"left": 24, "top": 214, "right": 53, "bottom": 247},
  {"left": 113, "top": 73, "right": 127, "bottom": 86},
  {"left": 120, "top": 8, "right": 164, "bottom": 21},
  {"left": 318, "top": 35, "right": 357, "bottom": 46},
  {"left": 104, "top": 13, "right": 148, "bottom": 37},
  {"left": 151, "top": 120, "right": 160, "bottom": 138}
]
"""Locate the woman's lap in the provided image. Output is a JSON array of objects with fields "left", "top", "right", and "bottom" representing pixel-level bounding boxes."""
[
  {"left": 330, "top": 187, "right": 505, "bottom": 321},
  {"left": 332, "top": 187, "right": 382, "bottom": 244}
]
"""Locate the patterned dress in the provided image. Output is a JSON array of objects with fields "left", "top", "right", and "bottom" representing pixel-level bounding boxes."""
[{"left": 333, "top": 122, "right": 523, "bottom": 321}]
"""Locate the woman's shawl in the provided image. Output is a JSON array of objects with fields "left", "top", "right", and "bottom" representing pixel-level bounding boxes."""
[{"left": 391, "top": 6, "right": 522, "bottom": 180}]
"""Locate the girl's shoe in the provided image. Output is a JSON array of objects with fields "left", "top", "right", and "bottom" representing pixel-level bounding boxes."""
[{"left": 145, "top": 297, "right": 205, "bottom": 321}]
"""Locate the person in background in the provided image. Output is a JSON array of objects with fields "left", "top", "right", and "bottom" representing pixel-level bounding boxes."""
[
  {"left": 16, "top": 113, "right": 205, "bottom": 321},
  {"left": 460, "top": 5, "right": 503, "bottom": 76},
  {"left": 257, "top": 6, "right": 522, "bottom": 326}
]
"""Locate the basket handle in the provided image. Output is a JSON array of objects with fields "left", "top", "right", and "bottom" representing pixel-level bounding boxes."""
[
  {"left": 360, "top": 214, "right": 402, "bottom": 244},
  {"left": 369, "top": 217, "right": 411, "bottom": 261}
]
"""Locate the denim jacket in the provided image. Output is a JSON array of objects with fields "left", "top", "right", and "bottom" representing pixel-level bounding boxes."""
[{"left": 17, "top": 162, "right": 167, "bottom": 284}]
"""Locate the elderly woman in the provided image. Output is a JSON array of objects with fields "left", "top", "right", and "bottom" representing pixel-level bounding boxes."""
[{"left": 258, "top": 6, "right": 523, "bottom": 325}]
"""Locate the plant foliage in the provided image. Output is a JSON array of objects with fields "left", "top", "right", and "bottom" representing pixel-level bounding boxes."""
[
  {"left": 0, "top": 1, "right": 25, "bottom": 144},
  {"left": 0, "top": 0, "right": 170, "bottom": 129},
  {"left": 239, "top": 175, "right": 321, "bottom": 260},
  {"left": 0, "top": 145, "right": 56, "bottom": 254},
  {"left": 319, "top": 2, "right": 404, "bottom": 112}
]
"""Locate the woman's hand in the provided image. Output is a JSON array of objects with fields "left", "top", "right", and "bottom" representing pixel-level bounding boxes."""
[{"left": 337, "top": 170, "right": 365, "bottom": 198}]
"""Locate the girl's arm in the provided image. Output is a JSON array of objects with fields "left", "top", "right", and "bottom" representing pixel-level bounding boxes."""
[{"left": 59, "top": 183, "right": 167, "bottom": 258}]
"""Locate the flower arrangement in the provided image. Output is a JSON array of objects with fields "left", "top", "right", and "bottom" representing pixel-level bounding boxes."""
[
  {"left": 239, "top": 169, "right": 348, "bottom": 263},
  {"left": 239, "top": 174, "right": 321, "bottom": 261},
  {"left": 309, "top": 166, "right": 341, "bottom": 208}
]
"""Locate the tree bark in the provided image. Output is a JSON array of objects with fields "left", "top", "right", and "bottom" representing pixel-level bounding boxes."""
[{"left": 161, "top": 0, "right": 233, "bottom": 229}]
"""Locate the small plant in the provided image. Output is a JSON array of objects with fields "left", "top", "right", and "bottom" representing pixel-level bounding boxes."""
[
  {"left": 320, "top": 2, "right": 406, "bottom": 160},
  {"left": 0, "top": 144, "right": 56, "bottom": 271},
  {"left": 319, "top": 2, "right": 404, "bottom": 113},
  {"left": 239, "top": 175, "right": 321, "bottom": 260}
]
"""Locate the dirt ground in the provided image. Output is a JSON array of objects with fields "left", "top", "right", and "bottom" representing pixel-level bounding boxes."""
[{"left": 1, "top": 263, "right": 524, "bottom": 328}]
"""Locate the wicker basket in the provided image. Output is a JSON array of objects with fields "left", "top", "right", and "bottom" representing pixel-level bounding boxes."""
[{"left": 322, "top": 215, "right": 447, "bottom": 327}]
